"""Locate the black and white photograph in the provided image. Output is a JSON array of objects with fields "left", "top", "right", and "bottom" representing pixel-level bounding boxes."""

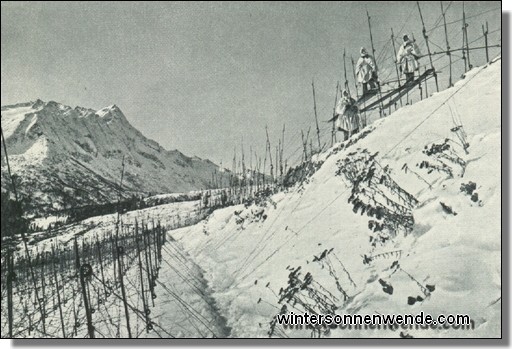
[{"left": 0, "top": 1, "right": 505, "bottom": 341}]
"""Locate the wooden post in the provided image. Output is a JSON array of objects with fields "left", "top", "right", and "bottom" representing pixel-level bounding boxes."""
[
  {"left": 40, "top": 253, "right": 46, "bottom": 333},
  {"left": 116, "top": 155, "right": 126, "bottom": 217},
  {"left": 152, "top": 220, "right": 159, "bottom": 271},
  {"left": 231, "top": 147, "right": 236, "bottom": 189},
  {"left": 51, "top": 246, "right": 66, "bottom": 338},
  {"left": 143, "top": 224, "right": 155, "bottom": 307},
  {"left": 350, "top": 57, "right": 358, "bottom": 98},
  {"left": 74, "top": 238, "right": 95, "bottom": 338},
  {"left": 109, "top": 231, "right": 117, "bottom": 286},
  {"left": 441, "top": 1, "right": 453, "bottom": 87},
  {"left": 332, "top": 82, "right": 339, "bottom": 147},
  {"left": 424, "top": 66, "right": 429, "bottom": 97},
  {"left": 275, "top": 145, "right": 279, "bottom": 186},
  {"left": 115, "top": 231, "right": 132, "bottom": 338},
  {"left": 241, "top": 139, "right": 246, "bottom": 189},
  {"left": 483, "top": 21, "right": 489, "bottom": 62},
  {"left": 280, "top": 124, "right": 285, "bottom": 184},
  {"left": 265, "top": 126, "right": 274, "bottom": 184},
  {"left": 134, "top": 220, "right": 150, "bottom": 332},
  {"left": 305, "top": 128, "right": 311, "bottom": 158},
  {"left": 311, "top": 79, "right": 321, "bottom": 150},
  {"left": 461, "top": 2, "right": 468, "bottom": 71},
  {"left": 417, "top": 1, "right": 440, "bottom": 92},
  {"left": 301, "top": 130, "right": 307, "bottom": 162},
  {"left": 113, "top": 154, "right": 126, "bottom": 283},
  {"left": 28, "top": 311, "right": 32, "bottom": 336},
  {"left": 156, "top": 221, "right": 162, "bottom": 263},
  {"left": 72, "top": 284, "right": 78, "bottom": 336},
  {"left": 390, "top": 28, "right": 403, "bottom": 107},
  {"left": 96, "top": 240, "right": 107, "bottom": 298},
  {"left": 462, "top": 23, "right": 467, "bottom": 72},
  {"left": 259, "top": 157, "right": 263, "bottom": 190},
  {"left": 366, "top": 10, "right": 385, "bottom": 116},
  {"left": 463, "top": 2, "right": 472, "bottom": 69},
  {"left": 276, "top": 142, "right": 281, "bottom": 186},
  {"left": 418, "top": 74, "right": 423, "bottom": 100},
  {"left": 146, "top": 225, "right": 154, "bottom": 279},
  {"left": 262, "top": 142, "right": 267, "bottom": 188},
  {"left": 6, "top": 252, "right": 13, "bottom": 338},
  {"left": 366, "top": 10, "right": 377, "bottom": 72},
  {"left": 249, "top": 145, "right": 253, "bottom": 193},
  {"left": 343, "top": 49, "right": 350, "bottom": 95}
]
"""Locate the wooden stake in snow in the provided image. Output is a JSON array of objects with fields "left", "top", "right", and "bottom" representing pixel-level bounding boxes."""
[
  {"left": 134, "top": 220, "right": 150, "bottom": 332},
  {"left": 249, "top": 145, "right": 253, "bottom": 193},
  {"left": 366, "top": 10, "right": 385, "bottom": 116},
  {"left": 417, "top": 1, "right": 440, "bottom": 92},
  {"left": 332, "top": 82, "right": 339, "bottom": 147},
  {"left": 311, "top": 79, "right": 321, "bottom": 150},
  {"left": 96, "top": 239, "right": 108, "bottom": 298},
  {"left": 301, "top": 129, "right": 309, "bottom": 162},
  {"left": 6, "top": 252, "right": 13, "bottom": 338},
  {"left": 263, "top": 142, "right": 267, "bottom": 187},
  {"left": 275, "top": 144, "right": 279, "bottom": 185},
  {"left": 115, "top": 231, "right": 132, "bottom": 338},
  {"left": 142, "top": 223, "right": 155, "bottom": 307},
  {"left": 483, "top": 21, "right": 489, "bottom": 62},
  {"left": 350, "top": 57, "right": 358, "bottom": 98},
  {"left": 41, "top": 258, "right": 47, "bottom": 327},
  {"left": 440, "top": 1, "right": 453, "bottom": 87},
  {"left": 280, "top": 124, "right": 285, "bottom": 182},
  {"left": 241, "top": 138, "right": 246, "bottom": 188},
  {"left": 463, "top": 2, "right": 472, "bottom": 69},
  {"left": 390, "top": 28, "right": 404, "bottom": 107},
  {"left": 51, "top": 245, "right": 66, "bottom": 338},
  {"left": 74, "top": 238, "right": 95, "bottom": 338},
  {"left": 231, "top": 146, "right": 237, "bottom": 188},
  {"left": 343, "top": 49, "right": 350, "bottom": 96},
  {"left": 424, "top": 66, "right": 429, "bottom": 97},
  {"left": 265, "top": 126, "right": 274, "bottom": 184}
]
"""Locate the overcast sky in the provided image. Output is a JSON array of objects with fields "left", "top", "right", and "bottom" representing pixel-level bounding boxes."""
[{"left": 1, "top": 1, "right": 501, "bottom": 167}]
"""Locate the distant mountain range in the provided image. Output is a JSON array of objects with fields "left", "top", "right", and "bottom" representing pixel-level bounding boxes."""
[{"left": 1, "top": 100, "right": 226, "bottom": 216}]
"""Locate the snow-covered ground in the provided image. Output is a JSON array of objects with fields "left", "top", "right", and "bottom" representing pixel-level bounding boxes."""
[
  {"left": 20, "top": 199, "right": 203, "bottom": 253},
  {"left": 167, "top": 57, "right": 501, "bottom": 338},
  {"left": 1, "top": 199, "right": 220, "bottom": 338},
  {"left": 1, "top": 57, "right": 501, "bottom": 339}
]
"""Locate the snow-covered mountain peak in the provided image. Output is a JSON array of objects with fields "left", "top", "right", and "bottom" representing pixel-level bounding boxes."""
[
  {"left": 32, "top": 99, "right": 45, "bottom": 109},
  {"left": 95, "top": 104, "right": 124, "bottom": 119},
  {"left": 1, "top": 100, "right": 227, "bottom": 216},
  {"left": 74, "top": 105, "right": 96, "bottom": 117}
]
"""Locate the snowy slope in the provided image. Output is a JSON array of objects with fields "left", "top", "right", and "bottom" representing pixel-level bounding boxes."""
[
  {"left": 1, "top": 58, "right": 501, "bottom": 339},
  {"left": 0, "top": 100, "right": 226, "bottom": 216},
  {"left": 166, "top": 57, "right": 501, "bottom": 338}
]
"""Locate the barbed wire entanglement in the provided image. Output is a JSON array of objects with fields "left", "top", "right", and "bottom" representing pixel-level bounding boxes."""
[{"left": 0, "top": 2, "right": 501, "bottom": 338}]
